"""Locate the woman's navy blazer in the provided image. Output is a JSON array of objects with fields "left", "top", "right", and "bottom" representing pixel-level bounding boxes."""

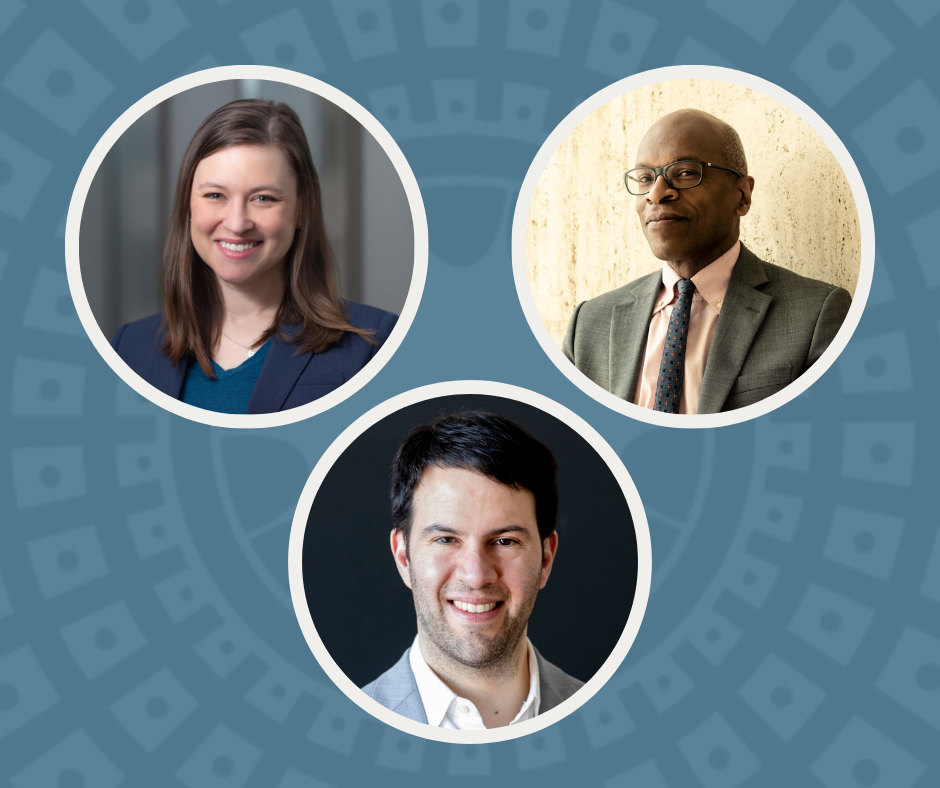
[{"left": 111, "top": 301, "right": 397, "bottom": 414}]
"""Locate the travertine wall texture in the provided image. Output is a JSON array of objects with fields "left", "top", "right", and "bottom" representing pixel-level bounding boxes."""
[{"left": 526, "top": 80, "right": 861, "bottom": 347}]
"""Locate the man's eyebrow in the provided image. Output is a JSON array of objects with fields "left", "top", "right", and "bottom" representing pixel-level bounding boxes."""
[
  {"left": 418, "top": 524, "right": 534, "bottom": 538},
  {"left": 633, "top": 157, "right": 699, "bottom": 168}
]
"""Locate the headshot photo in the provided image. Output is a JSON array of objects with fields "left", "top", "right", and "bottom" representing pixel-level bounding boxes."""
[
  {"left": 75, "top": 74, "right": 417, "bottom": 419},
  {"left": 523, "top": 76, "right": 865, "bottom": 420},
  {"left": 295, "top": 391, "right": 646, "bottom": 739}
]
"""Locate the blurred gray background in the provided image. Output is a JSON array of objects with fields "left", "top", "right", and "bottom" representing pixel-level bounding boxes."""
[{"left": 80, "top": 79, "right": 414, "bottom": 341}]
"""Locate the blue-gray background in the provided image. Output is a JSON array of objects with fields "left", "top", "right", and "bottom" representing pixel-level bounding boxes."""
[{"left": 1, "top": 1, "right": 936, "bottom": 786}]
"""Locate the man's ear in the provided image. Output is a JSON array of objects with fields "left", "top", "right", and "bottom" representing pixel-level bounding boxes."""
[
  {"left": 538, "top": 532, "right": 559, "bottom": 590},
  {"left": 736, "top": 175, "right": 755, "bottom": 217},
  {"left": 390, "top": 528, "right": 413, "bottom": 590}
]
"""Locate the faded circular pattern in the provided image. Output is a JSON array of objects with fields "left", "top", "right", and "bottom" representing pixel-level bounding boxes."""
[{"left": 0, "top": 2, "right": 936, "bottom": 787}]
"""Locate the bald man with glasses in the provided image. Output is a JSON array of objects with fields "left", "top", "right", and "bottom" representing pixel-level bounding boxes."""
[{"left": 563, "top": 109, "right": 852, "bottom": 415}]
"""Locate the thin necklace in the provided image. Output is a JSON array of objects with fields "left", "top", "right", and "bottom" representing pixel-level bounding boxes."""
[{"left": 221, "top": 330, "right": 263, "bottom": 358}]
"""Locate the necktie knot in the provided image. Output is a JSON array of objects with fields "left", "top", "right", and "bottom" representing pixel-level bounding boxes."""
[{"left": 677, "top": 278, "right": 696, "bottom": 296}]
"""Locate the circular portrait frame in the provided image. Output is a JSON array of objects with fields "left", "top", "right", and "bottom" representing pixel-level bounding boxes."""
[
  {"left": 66, "top": 65, "right": 428, "bottom": 428},
  {"left": 287, "top": 380, "right": 653, "bottom": 743},
  {"left": 512, "top": 65, "right": 874, "bottom": 429}
]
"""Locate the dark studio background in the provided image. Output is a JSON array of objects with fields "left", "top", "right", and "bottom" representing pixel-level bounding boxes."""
[{"left": 302, "top": 394, "right": 639, "bottom": 689}]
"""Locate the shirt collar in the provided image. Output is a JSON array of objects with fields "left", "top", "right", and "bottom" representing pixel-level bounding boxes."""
[
  {"left": 409, "top": 635, "right": 541, "bottom": 728},
  {"left": 657, "top": 240, "right": 740, "bottom": 314}
]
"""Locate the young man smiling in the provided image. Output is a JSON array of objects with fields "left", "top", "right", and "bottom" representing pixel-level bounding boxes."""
[{"left": 362, "top": 411, "right": 583, "bottom": 729}]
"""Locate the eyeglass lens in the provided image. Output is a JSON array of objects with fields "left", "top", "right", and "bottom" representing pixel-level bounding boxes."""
[{"left": 626, "top": 161, "right": 704, "bottom": 194}]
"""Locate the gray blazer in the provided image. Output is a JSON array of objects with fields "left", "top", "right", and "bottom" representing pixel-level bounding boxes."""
[
  {"left": 562, "top": 244, "right": 852, "bottom": 413},
  {"left": 362, "top": 646, "right": 585, "bottom": 725}
]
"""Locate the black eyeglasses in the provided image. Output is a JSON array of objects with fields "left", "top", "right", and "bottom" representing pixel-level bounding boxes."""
[{"left": 624, "top": 160, "right": 743, "bottom": 195}]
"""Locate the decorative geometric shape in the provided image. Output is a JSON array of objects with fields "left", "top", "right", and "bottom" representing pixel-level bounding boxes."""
[
  {"left": 639, "top": 657, "right": 694, "bottom": 713},
  {"left": 890, "top": 0, "right": 940, "bottom": 26},
  {"left": 330, "top": 0, "right": 398, "bottom": 60},
  {"left": 842, "top": 423, "right": 914, "bottom": 486},
  {"left": 154, "top": 570, "right": 210, "bottom": 623},
  {"left": 77, "top": 0, "right": 189, "bottom": 61},
  {"left": 0, "top": 0, "right": 24, "bottom": 36},
  {"left": 12, "top": 357, "right": 86, "bottom": 416},
  {"left": 867, "top": 249, "right": 895, "bottom": 305},
  {"left": 923, "top": 528, "right": 940, "bottom": 603},
  {"left": 580, "top": 695, "right": 635, "bottom": 748},
  {"left": 239, "top": 9, "right": 324, "bottom": 76},
  {"left": 277, "top": 769, "right": 335, "bottom": 788},
  {"left": 421, "top": 0, "right": 478, "bottom": 47},
  {"left": 307, "top": 698, "right": 363, "bottom": 754},
  {"left": 177, "top": 725, "right": 261, "bottom": 788},
  {"left": 704, "top": 0, "right": 798, "bottom": 43},
  {"left": 195, "top": 623, "right": 250, "bottom": 678},
  {"left": 517, "top": 724, "right": 566, "bottom": 769},
  {"left": 127, "top": 507, "right": 177, "bottom": 559},
  {"left": 788, "top": 583, "right": 874, "bottom": 665},
  {"left": 375, "top": 728, "right": 425, "bottom": 771},
  {"left": 585, "top": 1, "right": 657, "bottom": 77},
  {"left": 853, "top": 80, "right": 940, "bottom": 195},
  {"left": 678, "top": 713, "right": 761, "bottom": 788},
  {"left": 675, "top": 37, "right": 733, "bottom": 68},
  {"left": 839, "top": 331, "right": 912, "bottom": 394},
  {"left": 823, "top": 506, "right": 903, "bottom": 580},
  {"left": 724, "top": 553, "right": 779, "bottom": 609},
  {"left": 22, "top": 268, "right": 83, "bottom": 336},
  {"left": 745, "top": 491, "right": 803, "bottom": 543},
  {"left": 907, "top": 207, "right": 940, "bottom": 288},
  {"left": 1, "top": 29, "right": 112, "bottom": 135},
  {"left": 0, "top": 132, "right": 52, "bottom": 221},
  {"left": 367, "top": 85, "right": 414, "bottom": 132},
  {"left": 502, "top": 83, "right": 550, "bottom": 137},
  {"left": 605, "top": 761, "right": 670, "bottom": 788},
  {"left": 876, "top": 626, "right": 940, "bottom": 732},
  {"left": 790, "top": 2, "right": 894, "bottom": 106},
  {"left": 11, "top": 446, "right": 86, "bottom": 509},
  {"left": 27, "top": 525, "right": 109, "bottom": 599},
  {"left": 111, "top": 668, "right": 197, "bottom": 752},
  {"left": 688, "top": 610, "right": 742, "bottom": 667},
  {"left": 61, "top": 601, "right": 146, "bottom": 680},
  {"left": 506, "top": 0, "right": 570, "bottom": 57},
  {"left": 431, "top": 80, "right": 477, "bottom": 127},
  {"left": 246, "top": 668, "right": 301, "bottom": 725},
  {"left": 812, "top": 717, "right": 924, "bottom": 788},
  {"left": 755, "top": 422, "right": 811, "bottom": 471},
  {"left": 0, "top": 646, "right": 59, "bottom": 742},
  {"left": 448, "top": 742, "right": 492, "bottom": 775},
  {"left": 739, "top": 653, "right": 826, "bottom": 741},
  {"left": 115, "top": 442, "right": 159, "bottom": 487},
  {"left": 10, "top": 729, "right": 122, "bottom": 788}
]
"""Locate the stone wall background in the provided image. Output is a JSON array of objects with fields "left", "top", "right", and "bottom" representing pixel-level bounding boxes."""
[{"left": 526, "top": 79, "right": 861, "bottom": 347}]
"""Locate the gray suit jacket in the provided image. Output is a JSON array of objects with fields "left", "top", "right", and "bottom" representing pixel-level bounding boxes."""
[
  {"left": 562, "top": 244, "right": 852, "bottom": 413},
  {"left": 362, "top": 646, "right": 585, "bottom": 725}
]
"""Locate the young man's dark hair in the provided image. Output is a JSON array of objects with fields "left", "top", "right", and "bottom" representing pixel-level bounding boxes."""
[{"left": 390, "top": 411, "right": 558, "bottom": 541}]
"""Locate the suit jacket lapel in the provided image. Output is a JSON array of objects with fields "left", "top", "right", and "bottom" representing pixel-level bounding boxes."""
[
  {"left": 247, "top": 326, "right": 313, "bottom": 415},
  {"left": 698, "top": 245, "right": 773, "bottom": 414},
  {"left": 150, "top": 331, "right": 187, "bottom": 400},
  {"left": 610, "top": 274, "right": 660, "bottom": 401}
]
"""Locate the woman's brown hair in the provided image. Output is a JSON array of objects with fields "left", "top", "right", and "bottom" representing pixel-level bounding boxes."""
[{"left": 161, "top": 98, "right": 372, "bottom": 377}]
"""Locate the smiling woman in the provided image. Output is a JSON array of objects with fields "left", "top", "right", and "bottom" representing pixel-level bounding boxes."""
[{"left": 109, "top": 98, "right": 398, "bottom": 415}]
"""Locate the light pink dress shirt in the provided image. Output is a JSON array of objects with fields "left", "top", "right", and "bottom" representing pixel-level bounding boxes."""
[{"left": 633, "top": 241, "right": 740, "bottom": 414}]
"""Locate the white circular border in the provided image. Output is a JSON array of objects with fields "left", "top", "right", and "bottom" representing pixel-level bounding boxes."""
[
  {"left": 66, "top": 65, "right": 428, "bottom": 429},
  {"left": 287, "top": 380, "right": 652, "bottom": 743},
  {"left": 512, "top": 65, "right": 874, "bottom": 429}
]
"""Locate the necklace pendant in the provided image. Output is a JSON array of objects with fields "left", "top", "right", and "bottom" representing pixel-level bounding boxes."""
[{"left": 247, "top": 349, "right": 256, "bottom": 358}]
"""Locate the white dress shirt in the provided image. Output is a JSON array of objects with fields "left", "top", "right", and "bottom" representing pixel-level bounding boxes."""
[{"left": 408, "top": 635, "right": 540, "bottom": 729}]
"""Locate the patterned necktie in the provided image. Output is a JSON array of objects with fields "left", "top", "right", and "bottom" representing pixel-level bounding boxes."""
[{"left": 653, "top": 279, "right": 696, "bottom": 413}]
